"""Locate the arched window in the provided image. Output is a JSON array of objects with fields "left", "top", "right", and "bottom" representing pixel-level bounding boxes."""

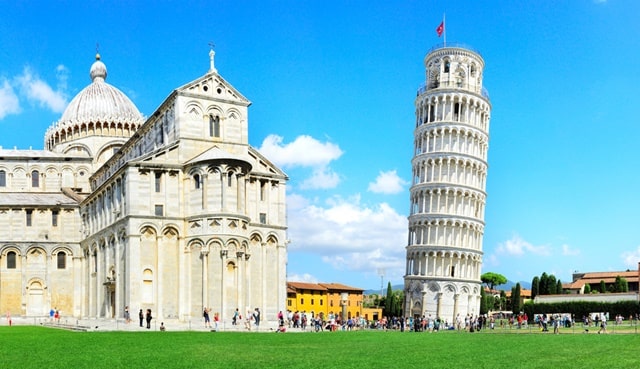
[
  {"left": 142, "top": 269, "right": 154, "bottom": 302},
  {"left": 0, "top": 170, "right": 6, "bottom": 187},
  {"left": 209, "top": 115, "right": 220, "bottom": 137},
  {"left": 444, "top": 60, "right": 450, "bottom": 73},
  {"left": 7, "top": 251, "right": 16, "bottom": 269},
  {"left": 57, "top": 251, "right": 66, "bottom": 269},
  {"left": 31, "top": 170, "right": 39, "bottom": 187},
  {"left": 470, "top": 64, "right": 477, "bottom": 77},
  {"left": 194, "top": 174, "right": 201, "bottom": 189}
]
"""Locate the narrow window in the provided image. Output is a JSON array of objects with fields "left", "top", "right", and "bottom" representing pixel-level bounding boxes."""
[
  {"left": 209, "top": 115, "right": 220, "bottom": 137},
  {"left": 0, "top": 170, "right": 5, "bottom": 187},
  {"left": 155, "top": 205, "right": 164, "bottom": 216},
  {"left": 155, "top": 172, "right": 161, "bottom": 192},
  {"left": 227, "top": 172, "right": 233, "bottom": 187},
  {"left": 287, "top": 300, "right": 292, "bottom": 307},
  {"left": 194, "top": 174, "right": 201, "bottom": 189},
  {"left": 450, "top": 266, "right": 456, "bottom": 277},
  {"left": 52, "top": 210, "right": 59, "bottom": 227},
  {"left": 320, "top": 300, "right": 323, "bottom": 306},
  {"left": 92, "top": 251, "right": 97, "bottom": 273},
  {"left": 7, "top": 251, "right": 16, "bottom": 269},
  {"left": 300, "top": 298, "right": 304, "bottom": 305},
  {"left": 259, "top": 213, "right": 266, "bottom": 224},
  {"left": 444, "top": 60, "right": 450, "bottom": 73},
  {"left": 57, "top": 251, "right": 66, "bottom": 269},
  {"left": 31, "top": 170, "right": 39, "bottom": 187},
  {"left": 260, "top": 181, "right": 265, "bottom": 201},
  {"left": 26, "top": 209, "right": 33, "bottom": 227},
  {"left": 311, "top": 299, "right": 314, "bottom": 305}
]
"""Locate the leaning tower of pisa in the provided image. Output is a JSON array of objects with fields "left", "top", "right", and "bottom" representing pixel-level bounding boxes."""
[{"left": 404, "top": 44, "right": 491, "bottom": 322}]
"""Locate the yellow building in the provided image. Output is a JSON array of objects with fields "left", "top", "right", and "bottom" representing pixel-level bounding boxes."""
[{"left": 286, "top": 282, "right": 382, "bottom": 321}]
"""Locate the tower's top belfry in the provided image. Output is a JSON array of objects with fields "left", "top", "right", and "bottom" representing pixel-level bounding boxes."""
[{"left": 419, "top": 45, "right": 489, "bottom": 100}]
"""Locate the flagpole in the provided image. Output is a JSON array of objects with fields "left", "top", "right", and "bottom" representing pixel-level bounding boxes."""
[{"left": 443, "top": 13, "right": 446, "bottom": 47}]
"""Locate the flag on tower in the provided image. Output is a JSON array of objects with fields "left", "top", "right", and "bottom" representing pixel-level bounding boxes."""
[{"left": 436, "top": 21, "right": 444, "bottom": 37}]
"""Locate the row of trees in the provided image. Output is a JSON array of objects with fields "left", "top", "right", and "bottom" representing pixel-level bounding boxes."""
[
  {"left": 531, "top": 272, "right": 563, "bottom": 299},
  {"left": 377, "top": 271, "right": 631, "bottom": 317}
]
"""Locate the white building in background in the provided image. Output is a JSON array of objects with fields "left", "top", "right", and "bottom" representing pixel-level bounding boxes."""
[
  {"left": 404, "top": 44, "right": 491, "bottom": 321},
  {"left": 0, "top": 50, "right": 288, "bottom": 323}
]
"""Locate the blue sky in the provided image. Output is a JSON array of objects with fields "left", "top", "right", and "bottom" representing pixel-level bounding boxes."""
[{"left": 1, "top": 0, "right": 639, "bottom": 291}]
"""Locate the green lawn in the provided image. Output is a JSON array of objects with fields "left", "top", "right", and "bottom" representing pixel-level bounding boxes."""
[{"left": 1, "top": 326, "right": 639, "bottom": 368}]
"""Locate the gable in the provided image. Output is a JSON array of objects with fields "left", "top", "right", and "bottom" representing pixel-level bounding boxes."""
[{"left": 177, "top": 72, "right": 250, "bottom": 107}]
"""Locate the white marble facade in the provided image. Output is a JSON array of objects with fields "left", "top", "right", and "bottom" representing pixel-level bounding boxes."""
[
  {"left": 0, "top": 50, "right": 288, "bottom": 323},
  {"left": 404, "top": 45, "right": 491, "bottom": 322}
]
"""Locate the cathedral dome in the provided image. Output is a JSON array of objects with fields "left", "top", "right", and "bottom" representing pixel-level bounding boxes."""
[{"left": 56, "top": 54, "right": 143, "bottom": 130}]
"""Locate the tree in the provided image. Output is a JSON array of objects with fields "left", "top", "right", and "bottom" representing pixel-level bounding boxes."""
[
  {"left": 548, "top": 275, "right": 557, "bottom": 295},
  {"left": 614, "top": 276, "right": 629, "bottom": 293},
  {"left": 480, "top": 287, "right": 488, "bottom": 314},
  {"left": 384, "top": 282, "right": 394, "bottom": 317},
  {"left": 556, "top": 280, "right": 563, "bottom": 294},
  {"left": 499, "top": 290, "right": 507, "bottom": 311},
  {"left": 584, "top": 284, "right": 591, "bottom": 294},
  {"left": 539, "top": 272, "right": 549, "bottom": 295},
  {"left": 599, "top": 280, "right": 607, "bottom": 293},
  {"left": 531, "top": 276, "right": 539, "bottom": 299},
  {"left": 481, "top": 272, "right": 507, "bottom": 290},
  {"left": 511, "top": 283, "right": 521, "bottom": 314}
]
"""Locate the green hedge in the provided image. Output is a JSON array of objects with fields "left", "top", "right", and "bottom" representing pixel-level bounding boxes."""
[{"left": 522, "top": 300, "right": 640, "bottom": 320}]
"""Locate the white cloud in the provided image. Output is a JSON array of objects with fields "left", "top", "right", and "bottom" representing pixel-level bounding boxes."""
[
  {"left": 561, "top": 244, "right": 580, "bottom": 256},
  {"left": 0, "top": 80, "right": 21, "bottom": 119},
  {"left": 368, "top": 170, "right": 409, "bottom": 194},
  {"left": 258, "top": 134, "right": 343, "bottom": 168},
  {"left": 258, "top": 134, "right": 344, "bottom": 190},
  {"left": 16, "top": 67, "right": 67, "bottom": 113},
  {"left": 287, "top": 273, "right": 319, "bottom": 283},
  {"left": 300, "top": 167, "right": 340, "bottom": 189},
  {"left": 495, "top": 234, "right": 551, "bottom": 257},
  {"left": 287, "top": 193, "right": 407, "bottom": 276},
  {"left": 621, "top": 246, "right": 640, "bottom": 268}
]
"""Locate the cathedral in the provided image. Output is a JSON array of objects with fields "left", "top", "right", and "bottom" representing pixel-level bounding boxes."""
[{"left": 0, "top": 50, "right": 288, "bottom": 323}]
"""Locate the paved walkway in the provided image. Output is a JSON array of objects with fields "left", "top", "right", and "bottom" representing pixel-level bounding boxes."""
[{"left": 3, "top": 316, "right": 284, "bottom": 332}]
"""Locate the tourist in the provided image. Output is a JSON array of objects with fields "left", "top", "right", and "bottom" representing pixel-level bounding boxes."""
[
  {"left": 160, "top": 322, "right": 166, "bottom": 331},
  {"left": 203, "top": 307, "right": 211, "bottom": 328},
  {"left": 124, "top": 306, "right": 130, "bottom": 324},
  {"left": 145, "top": 308, "right": 152, "bottom": 329},
  {"left": 214, "top": 312, "right": 219, "bottom": 331},
  {"left": 232, "top": 308, "right": 239, "bottom": 325},
  {"left": 598, "top": 315, "right": 607, "bottom": 334},
  {"left": 139, "top": 309, "right": 144, "bottom": 327},
  {"left": 253, "top": 308, "right": 261, "bottom": 329}
]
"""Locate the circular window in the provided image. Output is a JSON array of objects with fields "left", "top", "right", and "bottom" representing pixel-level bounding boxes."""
[
  {"left": 203, "top": 85, "right": 208, "bottom": 92},
  {"left": 217, "top": 88, "right": 222, "bottom": 94},
  {"left": 79, "top": 171, "right": 85, "bottom": 176}
]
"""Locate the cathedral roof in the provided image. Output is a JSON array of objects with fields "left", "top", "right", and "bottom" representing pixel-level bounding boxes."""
[
  {"left": 0, "top": 192, "right": 81, "bottom": 206},
  {"left": 187, "top": 146, "right": 252, "bottom": 167},
  {"left": 54, "top": 54, "right": 144, "bottom": 131}
]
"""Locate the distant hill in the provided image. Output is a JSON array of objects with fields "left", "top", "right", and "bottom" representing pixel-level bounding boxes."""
[
  {"left": 500, "top": 280, "right": 532, "bottom": 291},
  {"left": 364, "top": 284, "right": 403, "bottom": 295}
]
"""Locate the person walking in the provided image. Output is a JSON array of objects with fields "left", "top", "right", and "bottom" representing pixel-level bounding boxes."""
[
  {"left": 203, "top": 307, "right": 211, "bottom": 328},
  {"left": 139, "top": 309, "right": 144, "bottom": 327},
  {"left": 232, "top": 308, "right": 239, "bottom": 325},
  {"left": 124, "top": 306, "right": 131, "bottom": 324},
  {"left": 145, "top": 309, "right": 152, "bottom": 329},
  {"left": 253, "top": 308, "right": 261, "bottom": 330}
]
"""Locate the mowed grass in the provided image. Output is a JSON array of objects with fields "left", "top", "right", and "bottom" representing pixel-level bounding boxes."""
[{"left": 1, "top": 326, "right": 639, "bottom": 369}]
